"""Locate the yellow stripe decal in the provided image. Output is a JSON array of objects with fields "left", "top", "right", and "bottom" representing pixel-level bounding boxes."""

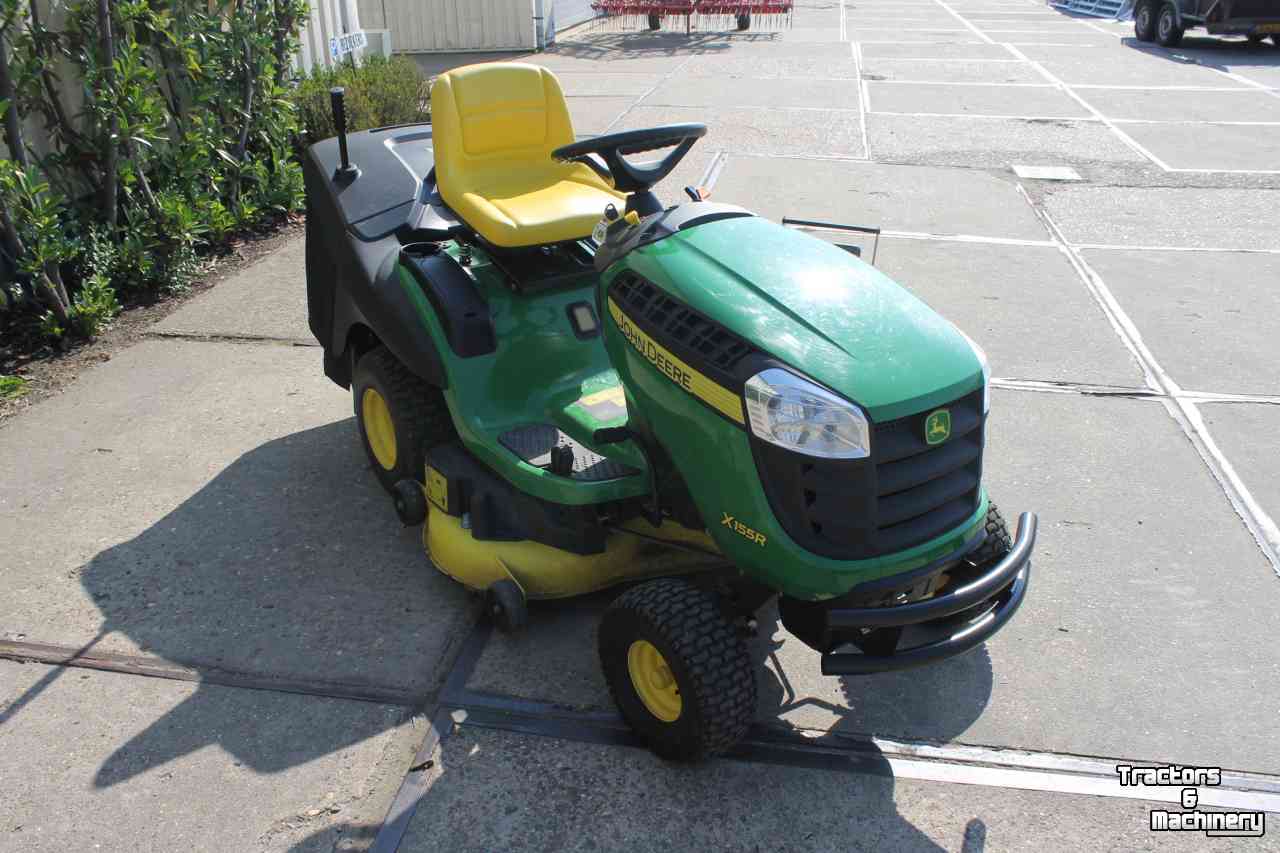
[{"left": 608, "top": 298, "right": 745, "bottom": 425}]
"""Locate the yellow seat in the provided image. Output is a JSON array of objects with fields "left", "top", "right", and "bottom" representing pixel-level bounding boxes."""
[{"left": 431, "top": 63, "right": 625, "bottom": 249}]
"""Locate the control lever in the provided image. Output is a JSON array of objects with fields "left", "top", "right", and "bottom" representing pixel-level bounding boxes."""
[{"left": 329, "top": 87, "right": 359, "bottom": 182}]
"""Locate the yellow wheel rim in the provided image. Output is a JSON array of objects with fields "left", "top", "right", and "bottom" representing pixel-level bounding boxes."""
[
  {"left": 627, "top": 639, "right": 682, "bottom": 723},
  {"left": 361, "top": 388, "right": 397, "bottom": 470}
]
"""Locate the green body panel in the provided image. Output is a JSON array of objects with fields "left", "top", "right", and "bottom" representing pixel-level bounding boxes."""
[
  {"left": 621, "top": 217, "right": 982, "bottom": 422},
  {"left": 397, "top": 215, "right": 988, "bottom": 600},
  {"left": 600, "top": 216, "right": 988, "bottom": 599},
  {"left": 395, "top": 244, "right": 649, "bottom": 506}
]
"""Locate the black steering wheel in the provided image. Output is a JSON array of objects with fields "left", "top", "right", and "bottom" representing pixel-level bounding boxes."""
[{"left": 551, "top": 123, "right": 707, "bottom": 194}]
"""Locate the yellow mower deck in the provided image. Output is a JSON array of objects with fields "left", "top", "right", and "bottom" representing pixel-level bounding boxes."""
[{"left": 423, "top": 504, "right": 723, "bottom": 600}]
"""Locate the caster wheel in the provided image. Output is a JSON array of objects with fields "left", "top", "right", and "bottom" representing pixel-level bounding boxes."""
[
  {"left": 486, "top": 579, "right": 527, "bottom": 634},
  {"left": 392, "top": 479, "right": 427, "bottom": 526},
  {"left": 599, "top": 578, "right": 755, "bottom": 761}
]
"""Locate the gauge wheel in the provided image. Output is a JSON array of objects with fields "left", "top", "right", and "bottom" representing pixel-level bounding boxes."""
[
  {"left": 967, "top": 503, "right": 1013, "bottom": 567},
  {"left": 1156, "top": 3, "right": 1183, "bottom": 47},
  {"left": 352, "top": 346, "right": 455, "bottom": 494},
  {"left": 486, "top": 579, "right": 528, "bottom": 634},
  {"left": 1134, "top": 1, "right": 1156, "bottom": 41},
  {"left": 599, "top": 578, "right": 755, "bottom": 761}
]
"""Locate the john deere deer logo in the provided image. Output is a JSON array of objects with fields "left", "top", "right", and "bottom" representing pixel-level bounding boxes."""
[{"left": 925, "top": 409, "right": 951, "bottom": 445}]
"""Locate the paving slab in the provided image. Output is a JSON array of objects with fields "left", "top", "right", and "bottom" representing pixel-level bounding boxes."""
[
  {"left": 384, "top": 726, "right": 1249, "bottom": 853},
  {"left": 681, "top": 53, "right": 863, "bottom": 78},
  {"left": 866, "top": 81, "right": 1090, "bottom": 117},
  {"left": 1079, "top": 88, "right": 1280, "bottom": 123},
  {"left": 1000, "top": 32, "right": 1117, "bottom": 46},
  {"left": 0, "top": 339, "right": 472, "bottom": 696},
  {"left": 869, "top": 238, "right": 1144, "bottom": 386},
  {"left": 1200, "top": 403, "right": 1280, "bottom": 528},
  {"left": 709, "top": 155, "right": 1048, "bottom": 240},
  {"left": 867, "top": 114, "right": 1146, "bottom": 168},
  {"left": 1119, "top": 121, "right": 1280, "bottom": 173},
  {"left": 860, "top": 42, "right": 1027, "bottom": 60},
  {"left": 1081, "top": 249, "right": 1280, "bottom": 395},
  {"left": 618, "top": 104, "right": 866, "bottom": 158},
  {"left": 860, "top": 60, "right": 1049, "bottom": 84},
  {"left": 524, "top": 48, "right": 693, "bottom": 75},
  {"left": 565, "top": 96, "right": 633, "bottom": 134},
  {"left": 1025, "top": 53, "right": 1249, "bottom": 87},
  {"left": 154, "top": 236, "right": 309, "bottom": 341},
  {"left": 554, "top": 72, "right": 665, "bottom": 96},
  {"left": 0, "top": 661, "right": 414, "bottom": 853},
  {"left": 644, "top": 74, "right": 860, "bottom": 109},
  {"left": 1043, "top": 186, "right": 1280, "bottom": 250},
  {"left": 464, "top": 392, "right": 1280, "bottom": 772}
]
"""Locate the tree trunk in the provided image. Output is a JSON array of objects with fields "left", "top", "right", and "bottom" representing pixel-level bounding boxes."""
[
  {"left": 0, "top": 32, "right": 29, "bottom": 170},
  {"left": 96, "top": 0, "right": 118, "bottom": 231}
]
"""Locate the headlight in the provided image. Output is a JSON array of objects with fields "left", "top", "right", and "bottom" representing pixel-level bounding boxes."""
[
  {"left": 959, "top": 331, "right": 991, "bottom": 413},
  {"left": 743, "top": 368, "right": 871, "bottom": 459}
]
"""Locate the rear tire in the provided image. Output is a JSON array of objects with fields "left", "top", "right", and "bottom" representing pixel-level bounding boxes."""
[
  {"left": 599, "top": 579, "right": 755, "bottom": 761},
  {"left": 737, "top": 13, "right": 750, "bottom": 30},
  {"left": 1156, "top": 3, "right": 1184, "bottom": 47},
  {"left": 648, "top": 13, "right": 660, "bottom": 30},
  {"left": 1134, "top": 1, "right": 1156, "bottom": 41},
  {"left": 352, "top": 346, "right": 455, "bottom": 494}
]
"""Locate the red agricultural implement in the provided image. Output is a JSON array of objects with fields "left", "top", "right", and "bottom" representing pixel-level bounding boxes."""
[{"left": 589, "top": 1, "right": 795, "bottom": 32}]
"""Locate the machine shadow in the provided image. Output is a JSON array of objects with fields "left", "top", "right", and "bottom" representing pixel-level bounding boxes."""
[
  {"left": 70, "top": 418, "right": 469, "bottom": 788},
  {"left": 287, "top": 593, "right": 995, "bottom": 853}
]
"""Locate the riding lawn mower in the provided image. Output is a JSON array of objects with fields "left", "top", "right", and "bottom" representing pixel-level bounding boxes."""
[{"left": 303, "top": 61, "right": 1037, "bottom": 760}]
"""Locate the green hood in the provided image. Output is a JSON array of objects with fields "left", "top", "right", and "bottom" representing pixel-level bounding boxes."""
[{"left": 620, "top": 215, "right": 983, "bottom": 422}]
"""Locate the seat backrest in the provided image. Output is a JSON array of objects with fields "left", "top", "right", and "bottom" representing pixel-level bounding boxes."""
[{"left": 431, "top": 63, "right": 577, "bottom": 203}]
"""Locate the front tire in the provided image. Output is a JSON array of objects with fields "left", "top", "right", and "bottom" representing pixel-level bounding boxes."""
[
  {"left": 599, "top": 579, "right": 756, "bottom": 761},
  {"left": 1156, "top": 3, "right": 1184, "bottom": 47},
  {"left": 352, "top": 346, "right": 455, "bottom": 493},
  {"left": 968, "top": 503, "right": 1013, "bottom": 567}
]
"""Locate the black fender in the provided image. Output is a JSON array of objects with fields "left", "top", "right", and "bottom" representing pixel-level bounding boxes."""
[{"left": 303, "top": 132, "right": 448, "bottom": 390}]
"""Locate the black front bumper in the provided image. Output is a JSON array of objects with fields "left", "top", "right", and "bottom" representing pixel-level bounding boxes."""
[{"left": 780, "top": 512, "right": 1036, "bottom": 676}]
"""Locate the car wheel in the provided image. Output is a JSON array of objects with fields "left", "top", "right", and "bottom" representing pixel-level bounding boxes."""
[
  {"left": 1134, "top": 1, "right": 1156, "bottom": 41},
  {"left": 1156, "top": 3, "right": 1184, "bottom": 47}
]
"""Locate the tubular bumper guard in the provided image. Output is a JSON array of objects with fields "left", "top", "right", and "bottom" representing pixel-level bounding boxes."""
[{"left": 820, "top": 512, "right": 1036, "bottom": 676}]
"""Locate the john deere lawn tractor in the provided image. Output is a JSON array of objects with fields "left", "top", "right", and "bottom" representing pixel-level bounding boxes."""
[{"left": 304, "top": 62, "right": 1036, "bottom": 760}]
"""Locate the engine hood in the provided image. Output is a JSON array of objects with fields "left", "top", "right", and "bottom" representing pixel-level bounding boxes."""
[{"left": 617, "top": 215, "right": 983, "bottom": 422}]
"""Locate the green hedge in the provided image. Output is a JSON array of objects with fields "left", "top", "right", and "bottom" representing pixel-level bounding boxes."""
[
  {"left": 0, "top": 0, "right": 314, "bottom": 341},
  {"left": 293, "top": 55, "right": 430, "bottom": 144}
]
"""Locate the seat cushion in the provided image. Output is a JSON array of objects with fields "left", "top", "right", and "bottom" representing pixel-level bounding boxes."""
[
  {"left": 431, "top": 63, "right": 625, "bottom": 248},
  {"left": 454, "top": 170, "right": 621, "bottom": 248}
]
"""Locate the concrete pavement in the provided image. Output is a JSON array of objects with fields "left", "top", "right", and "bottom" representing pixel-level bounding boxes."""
[{"left": 4, "top": 0, "right": 1280, "bottom": 849}]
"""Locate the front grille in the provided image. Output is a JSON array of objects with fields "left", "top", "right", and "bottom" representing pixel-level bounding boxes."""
[
  {"left": 610, "top": 273, "right": 755, "bottom": 379},
  {"left": 753, "top": 389, "right": 985, "bottom": 560}
]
